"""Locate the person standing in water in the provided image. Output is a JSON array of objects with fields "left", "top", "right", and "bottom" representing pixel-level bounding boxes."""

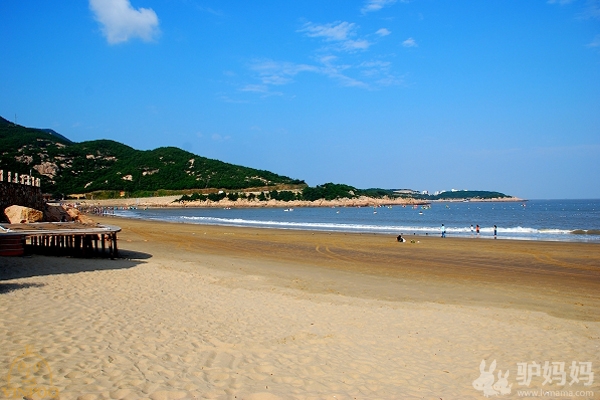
[
  {"left": 476, "top": 224, "right": 480, "bottom": 236},
  {"left": 441, "top": 224, "right": 446, "bottom": 238},
  {"left": 494, "top": 225, "right": 497, "bottom": 239}
]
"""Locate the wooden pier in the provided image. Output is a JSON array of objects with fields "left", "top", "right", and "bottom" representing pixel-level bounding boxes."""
[{"left": 0, "top": 222, "right": 121, "bottom": 258}]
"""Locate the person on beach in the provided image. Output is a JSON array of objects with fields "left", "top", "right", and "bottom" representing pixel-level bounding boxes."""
[
  {"left": 470, "top": 225, "right": 474, "bottom": 236},
  {"left": 494, "top": 225, "right": 497, "bottom": 239},
  {"left": 441, "top": 224, "right": 446, "bottom": 238},
  {"left": 476, "top": 224, "right": 480, "bottom": 236},
  {"left": 397, "top": 234, "right": 406, "bottom": 242}
]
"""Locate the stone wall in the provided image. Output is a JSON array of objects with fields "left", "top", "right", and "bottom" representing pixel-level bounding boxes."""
[{"left": 0, "top": 181, "right": 44, "bottom": 222}]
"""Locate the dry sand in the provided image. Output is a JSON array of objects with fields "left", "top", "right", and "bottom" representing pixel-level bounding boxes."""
[{"left": 1, "top": 216, "right": 599, "bottom": 399}]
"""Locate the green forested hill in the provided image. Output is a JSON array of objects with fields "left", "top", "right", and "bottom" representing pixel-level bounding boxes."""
[{"left": 0, "top": 117, "right": 304, "bottom": 196}]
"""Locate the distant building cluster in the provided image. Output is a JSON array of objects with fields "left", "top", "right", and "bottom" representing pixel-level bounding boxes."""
[{"left": 394, "top": 188, "right": 470, "bottom": 196}]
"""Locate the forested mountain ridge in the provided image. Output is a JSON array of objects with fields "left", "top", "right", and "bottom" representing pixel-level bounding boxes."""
[{"left": 0, "top": 116, "right": 304, "bottom": 197}]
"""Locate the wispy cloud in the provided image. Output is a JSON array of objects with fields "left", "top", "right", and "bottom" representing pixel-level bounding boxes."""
[
  {"left": 299, "top": 21, "right": 372, "bottom": 52},
  {"left": 300, "top": 21, "right": 357, "bottom": 41},
  {"left": 318, "top": 56, "right": 368, "bottom": 88},
  {"left": 194, "top": 5, "right": 224, "bottom": 17},
  {"left": 89, "top": 0, "right": 160, "bottom": 44},
  {"left": 344, "top": 39, "right": 371, "bottom": 50},
  {"left": 402, "top": 37, "right": 418, "bottom": 47},
  {"left": 361, "top": 0, "right": 399, "bottom": 14},
  {"left": 250, "top": 60, "right": 318, "bottom": 85},
  {"left": 240, "top": 17, "right": 403, "bottom": 95},
  {"left": 376, "top": 28, "right": 391, "bottom": 37},
  {"left": 246, "top": 57, "right": 369, "bottom": 90},
  {"left": 239, "top": 84, "right": 283, "bottom": 98},
  {"left": 547, "top": 0, "right": 575, "bottom": 4},
  {"left": 240, "top": 84, "right": 269, "bottom": 93},
  {"left": 587, "top": 34, "right": 600, "bottom": 47},
  {"left": 359, "top": 61, "right": 402, "bottom": 86},
  {"left": 580, "top": 0, "right": 600, "bottom": 20}
]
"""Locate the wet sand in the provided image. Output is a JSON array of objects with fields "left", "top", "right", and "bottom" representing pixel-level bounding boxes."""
[{"left": 1, "top": 216, "right": 599, "bottom": 399}]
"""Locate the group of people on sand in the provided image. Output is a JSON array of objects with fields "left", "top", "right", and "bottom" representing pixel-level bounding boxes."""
[
  {"left": 397, "top": 224, "right": 498, "bottom": 242},
  {"left": 467, "top": 224, "right": 497, "bottom": 239}
]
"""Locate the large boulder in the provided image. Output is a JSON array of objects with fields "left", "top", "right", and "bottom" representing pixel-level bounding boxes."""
[
  {"left": 4, "top": 205, "right": 44, "bottom": 224},
  {"left": 44, "top": 204, "right": 73, "bottom": 222}
]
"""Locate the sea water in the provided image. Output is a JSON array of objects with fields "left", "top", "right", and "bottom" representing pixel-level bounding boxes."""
[{"left": 112, "top": 199, "right": 600, "bottom": 243}]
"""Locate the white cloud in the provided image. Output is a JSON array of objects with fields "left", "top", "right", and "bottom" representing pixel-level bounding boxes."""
[
  {"left": 358, "top": 61, "right": 401, "bottom": 86},
  {"left": 361, "top": 0, "right": 398, "bottom": 14},
  {"left": 343, "top": 39, "right": 371, "bottom": 50},
  {"left": 250, "top": 60, "right": 318, "bottom": 86},
  {"left": 402, "top": 37, "right": 418, "bottom": 47},
  {"left": 239, "top": 84, "right": 283, "bottom": 97},
  {"left": 240, "top": 84, "right": 269, "bottom": 93},
  {"left": 316, "top": 56, "right": 368, "bottom": 88},
  {"left": 299, "top": 21, "right": 371, "bottom": 53},
  {"left": 89, "top": 0, "right": 160, "bottom": 44},
  {"left": 299, "top": 21, "right": 357, "bottom": 41},
  {"left": 376, "top": 28, "right": 391, "bottom": 37}
]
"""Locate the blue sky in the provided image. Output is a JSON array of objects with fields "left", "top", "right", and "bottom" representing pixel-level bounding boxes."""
[{"left": 1, "top": 0, "right": 599, "bottom": 199}]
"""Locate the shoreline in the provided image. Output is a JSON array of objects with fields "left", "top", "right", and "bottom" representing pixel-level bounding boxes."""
[
  {"left": 77, "top": 195, "right": 525, "bottom": 208},
  {"left": 98, "top": 212, "right": 600, "bottom": 243}
]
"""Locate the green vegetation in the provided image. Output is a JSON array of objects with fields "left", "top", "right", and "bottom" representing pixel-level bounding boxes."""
[
  {"left": 0, "top": 116, "right": 304, "bottom": 198},
  {"left": 428, "top": 190, "right": 509, "bottom": 200},
  {"left": 401, "top": 190, "right": 510, "bottom": 201},
  {"left": 174, "top": 185, "right": 513, "bottom": 204},
  {"left": 175, "top": 183, "right": 393, "bottom": 203},
  {"left": 301, "top": 183, "right": 357, "bottom": 201}
]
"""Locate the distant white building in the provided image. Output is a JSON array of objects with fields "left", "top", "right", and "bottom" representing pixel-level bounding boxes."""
[{"left": 421, "top": 190, "right": 429, "bottom": 195}]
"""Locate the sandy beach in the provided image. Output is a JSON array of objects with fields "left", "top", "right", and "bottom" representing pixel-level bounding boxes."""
[{"left": 1, "top": 216, "right": 599, "bottom": 399}]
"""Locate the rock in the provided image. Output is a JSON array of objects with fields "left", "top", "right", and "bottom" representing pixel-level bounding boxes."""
[
  {"left": 4, "top": 205, "right": 44, "bottom": 223},
  {"left": 66, "top": 207, "right": 81, "bottom": 219},
  {"left": 64, "top": 206, "right": 95, "bottom": 224},
  {"left": 44, "top": 204, "right": 73, "bottom": 222},
  {"left": 33, "top": 161, "right": 58, "bottom": 179},
  {"left": 44, "top": 204, "right": 95, "bottom": 224},
  {"left": 75, "top": 213, "right": 95, "bottom": 225}
]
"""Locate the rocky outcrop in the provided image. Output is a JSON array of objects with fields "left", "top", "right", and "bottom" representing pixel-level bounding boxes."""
[
  {"left": 4, "top": 205, "right": 44, "bottom": 224},
  {"left": 44, "top": 204, "right": 72, "bottom": 222},
  {"left": 44, "top": 203, "right": 95, "bottom": 225},
  {"left": 65, "top": 207, "right": 95, "bottom": 225},
  {"left": 33, "top": 161, "right": 59, "bottom": 179}
]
